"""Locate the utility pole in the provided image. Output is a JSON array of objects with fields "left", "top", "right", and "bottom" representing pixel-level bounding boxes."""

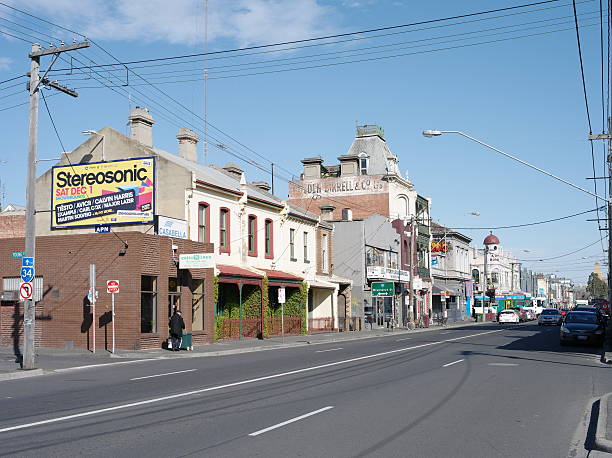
[
  {"left": 22, "top": 41, "right": 88, "bottom": 370},
  {"left": 408, "top": 217, "right": 415, "bottom": 324}
]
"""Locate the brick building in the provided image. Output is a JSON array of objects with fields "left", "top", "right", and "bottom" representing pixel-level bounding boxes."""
[
  {"left": 288, "top": 125, "right": 433, "bottom": 322},
  {"left": 0, "top": 204, "right": 25, "bottom": 239},
  {"left": 0, "top": 232, "right": 214, "bottom": 350}
]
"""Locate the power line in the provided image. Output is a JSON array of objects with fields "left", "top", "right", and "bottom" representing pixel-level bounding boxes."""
[
  {"left": 518, "top": 236, "right": 608, "bottom": 261},
  {"left": 4, "top": 0, "right": 563, "bottom": 72}
]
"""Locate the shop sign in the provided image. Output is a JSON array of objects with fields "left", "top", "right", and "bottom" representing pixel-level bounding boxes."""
[
  {"left": 51, "top": 157, "right": 155, "bottom": 229},
  {"left": 157, "top": 215, "right": 188, "bottom": 239},
  {"left": 413, "top": 277, "right": 423, "bottom": 290},
  {"left": 288, "top": 175, "right": 387, "bottom": 199},
  {"left": 431, "top": 241, "right": 451, "bottom": 253},
  {"left": 179, "top": 253, "right": 215, "bottom": 269}
]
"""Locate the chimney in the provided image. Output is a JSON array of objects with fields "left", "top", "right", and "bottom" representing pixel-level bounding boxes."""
[
  {"left": 301, "top": 157, "right": 323, "bottom": 179},
  {"left": 176, "top": 128, "right": 199, "bottom": 162},
  {"left": 320, "top": 204, "right": 335, "bottom": 221},
  {"left": 222, "top": 162, "right": 243, "bottom": 179},
  {"left": 251, "top": 181, "right": 271, "bottom": 192},
  {"left": 128, "top": 107, "right": 155, "bottom": 147},
  {"left": 341, "top": 208, "right": 353, "bottom": 221}
]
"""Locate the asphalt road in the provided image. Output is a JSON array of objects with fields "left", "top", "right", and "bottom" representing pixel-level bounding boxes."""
[{"left": 0, "top": 323, "right": 609, "bottom": 457}]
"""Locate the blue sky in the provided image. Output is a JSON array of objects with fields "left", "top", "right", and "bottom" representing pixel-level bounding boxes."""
[{"left": 0, "top": 0, "right": 609, "bottom": 282}]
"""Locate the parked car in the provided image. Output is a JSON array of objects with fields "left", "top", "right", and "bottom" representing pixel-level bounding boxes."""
[
  {"left": 538, "top": 308, "right": 562, "bottom": 326},
  {"left": 498, "top": 309, "right": 520, "bottom": 324},
  {"left": 525, "top": 309, "right": 536, "bottom": 321},
  {"left": 508, "top": 307, "right": 527, "bottom": 322},
  {"left": 560, "top": 311, "right": 606, "bottom": 346}
]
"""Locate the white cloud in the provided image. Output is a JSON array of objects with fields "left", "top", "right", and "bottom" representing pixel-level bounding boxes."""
[
  {"left": 2, "top": 0, "right": 338, "bottom": 47},
  {"left": 0, "top": 57, "right": 12, "bottom": 70}
]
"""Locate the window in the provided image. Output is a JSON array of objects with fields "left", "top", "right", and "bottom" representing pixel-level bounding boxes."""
[
  {"left": 248, "top": 214, "right": 257, "bottom": 256},
  {"left": 491, "top": 272, "right": 499, "bottom": 284},
  {"left": 366, "top": 247, "right": 384, "bottom": 266},
  {"left": 358, "top": 154, "right": 368, "bottom": 175},
  {"left": 198, "top": 202, "right": 209, "bottom": 243},
  {"left": 191, "top": 279, "right": 205, "bottom": 331},
  {"left": 168, "top": 276, "right": 181, "bottom": 319},
  {"left": 322, "top": 233, "right": 329, "bottom": 273},
  {"left": 219, "top": 208, "right": 230, "bottom": 253},
  {"left": 388, "top": 252, "right": 398, "bottom": 269},
  {"left": 303, "top": 232, "right": 310, "bottom": 262},
  {"left": 265, "top": 219, "right": 274, "bottom": 259},
  {"left": 141, "top": 276, "right": 157, "bottom": 333},
  {"left": 290, "top": 228, "right": 296, "bottom": 260}
]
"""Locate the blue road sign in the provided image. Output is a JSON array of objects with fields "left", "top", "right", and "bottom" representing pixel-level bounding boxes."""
[
  {"left": 21, "top": 257, "right": 34, "bottom": 267},
  {"left": 95, "top": 226, "right": 111, "bottom": 233},
  {"left": 21, "top": 266, "right": 34, "bottom": 283}
]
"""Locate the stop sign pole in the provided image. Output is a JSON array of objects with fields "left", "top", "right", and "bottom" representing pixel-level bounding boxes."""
[{"left": 107, "top": 280, "right": 119, "bottom": 354}]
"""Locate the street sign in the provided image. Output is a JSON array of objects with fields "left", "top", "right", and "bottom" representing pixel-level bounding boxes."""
[
  {"left": 87, "top": 290, "right": 99, "bottom": 303},
  {"left": 19, "top": 282, "right": 33, "bottom": 301},
  {"left": 20, "top": 266, "right": 34, "bottom": 283},
  {"left": 278, "top": 287, "right": 286, "bottom": 304},
  {"left": 371, "top": 281, "right": 394, "bottom": 297},
  {"left": 12, "top": 251, "right": 25, "bottom": 258},
  {"left": 21, "top": 257, "right": 34, "bottom": 267},
  {"left": 95, "top": 226, "right": 111, "bottom": 233},
  {"left": 107, "top": 280, "right": 120, "bottom": 294}
]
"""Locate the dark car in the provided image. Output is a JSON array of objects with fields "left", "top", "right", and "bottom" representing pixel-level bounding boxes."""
[
  {"left": 560, "top": 311, "right": 606, "bottom": 346},
  {"left": 572, "top": 306, "right": 607, "bottom": 322}
]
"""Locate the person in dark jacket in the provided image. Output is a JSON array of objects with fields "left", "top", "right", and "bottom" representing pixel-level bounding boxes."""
[{"left": 169, "top": 309, "right": 185, "bottom": 351}]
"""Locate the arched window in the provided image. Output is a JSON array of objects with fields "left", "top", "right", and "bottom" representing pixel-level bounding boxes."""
[{"left": 397, "top": 195, "right": 408, "bottom": 218}]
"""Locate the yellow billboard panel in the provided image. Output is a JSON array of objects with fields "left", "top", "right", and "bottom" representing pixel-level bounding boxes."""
[{"left": 51, "top": 157, "right": 155, "bottom": 229}]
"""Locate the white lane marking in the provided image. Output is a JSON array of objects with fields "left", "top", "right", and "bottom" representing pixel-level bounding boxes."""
[
  {"left": 248, "top": 406, "right": 334, "bottom": 437},
  {"left": 396, "top": 337, "right": 412, "bottom": 341},
  {"left": 315, "top": 348, "right": 343, "bottom": 353},
  {"left": 55, "top": 358, "right": 164, "bottom": 373},
  {"left": 0, "top": 328, "right": 503, "bottom": 434},
  {"left": 130, "top": 369, "right": 198, "bottom": 381},
  {"left": 439, "top": 332, "right": 450, "bottom": 334},
  {"left": 488, "top": 363, "right": 519, "bottom": 366},
  {"left": 442, "top": 359, "right": 464, "bottom": 367}
]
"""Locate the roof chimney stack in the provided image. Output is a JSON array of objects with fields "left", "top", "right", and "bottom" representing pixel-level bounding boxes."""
[
  {"left": 320, "top": 204, "right": 335, "bottom": 221},
  {"left": 128, "top": 107, "right": 155, "bottom": 147},
  {"left": 176, "top": 128, "right": 199, "bottom": 162}
]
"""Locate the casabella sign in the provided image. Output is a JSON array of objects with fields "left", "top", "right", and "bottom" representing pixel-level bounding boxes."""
[{"left": 157, "top": 216, "right": 187, "bottom": 239}]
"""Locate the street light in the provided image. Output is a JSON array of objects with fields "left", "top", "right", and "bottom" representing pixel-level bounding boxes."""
[
  {"left": 422, "top": 130, "right": 610, "bottom": 202},
  {"left": 83, "top": 130, "right": 105, "bottom": 161}
]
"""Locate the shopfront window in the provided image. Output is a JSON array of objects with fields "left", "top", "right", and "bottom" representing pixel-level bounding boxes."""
[
  {"left": 191, "top": 279, "right": 205, "bottom": 331},
  {"left": 141, "top": 276, "right": 157, "bottom": 333},
  {"left": 168, "top": 277, "right": 181, "bottom": 319},
  {"left": 366, "top": 246, "right": 384, "bottom": 266}
]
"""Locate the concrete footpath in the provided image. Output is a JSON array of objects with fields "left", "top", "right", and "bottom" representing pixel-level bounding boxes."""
[{"left": 0, "top": 320, "right": 480, "bottom": 380}]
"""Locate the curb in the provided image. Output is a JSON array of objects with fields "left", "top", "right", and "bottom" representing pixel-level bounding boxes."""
[
  {"left": 594, "top": 392, "right": 612, "bottom": 453},
  {"left": 0, "top": 368, "right": 47, "bottom": 381}
]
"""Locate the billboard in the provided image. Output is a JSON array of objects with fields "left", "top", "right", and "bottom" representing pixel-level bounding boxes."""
[{"left": 51, "top": 157, "right": 155, "bottom": 229}]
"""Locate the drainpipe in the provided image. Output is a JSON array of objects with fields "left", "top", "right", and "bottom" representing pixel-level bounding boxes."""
[{"left": 239, "top": 280, "right": 243, "bottom": 340}]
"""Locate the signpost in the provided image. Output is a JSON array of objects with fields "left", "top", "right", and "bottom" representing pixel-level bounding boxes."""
[
  {"left": 278, "top": 287, "right": 286, "bottom": 342},
  {"left": 371, "top": 281, "right": 394, "bottom": 297},
  {"left": 107, "top": 280, "right": 119, "bottom": 354},
  {"left": 12, "top": 251, "right": 25, "bottom": 258}
]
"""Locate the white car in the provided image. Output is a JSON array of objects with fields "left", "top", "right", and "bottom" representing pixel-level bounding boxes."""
[{"left": 498, "top": 309, "right": 520, "bottom": 324}]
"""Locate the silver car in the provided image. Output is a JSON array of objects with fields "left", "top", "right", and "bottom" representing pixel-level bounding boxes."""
[{"left": 538, "top": 308, "right": 562, "bottom": 326}]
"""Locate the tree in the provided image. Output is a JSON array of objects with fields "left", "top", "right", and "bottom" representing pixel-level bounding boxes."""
[{"left": 586, "top": 272, "right": 608, "bottom": 299}]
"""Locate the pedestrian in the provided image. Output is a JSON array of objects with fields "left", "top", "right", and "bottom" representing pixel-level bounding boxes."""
[
  {"left": 443, "top": 307, "right": 448, "bottom": 325},
  {"left": 169, "top": 309, "right": 185, "bottom": 351}
]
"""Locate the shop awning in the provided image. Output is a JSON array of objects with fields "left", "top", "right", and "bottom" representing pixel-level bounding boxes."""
[
  {"left": 260, "top": 269, "right": 304, "bottom": 285},
  {"left": 432, "top": 283, "right": 458, "bottom": 296},
  {"left": 307, "top": 278, "right": 337, "bottom": 290},
  {"left": 217, "top": 264, "right": 263, "bottom": 282}
]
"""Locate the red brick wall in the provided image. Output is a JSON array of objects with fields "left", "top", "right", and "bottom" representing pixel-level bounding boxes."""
[
  {"left": 289, "top": 193, "right": 390, "bottom": 221},
  {"left": 0, "top": 232, "right": 214, "bottom": 351},
  {"left": 0, "top": 215, "right": 25, "bottom": 238}
]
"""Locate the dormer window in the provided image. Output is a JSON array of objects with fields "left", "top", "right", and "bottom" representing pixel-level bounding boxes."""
[{"left": 358, "top": 152, "right": 368, "bottom": 175}]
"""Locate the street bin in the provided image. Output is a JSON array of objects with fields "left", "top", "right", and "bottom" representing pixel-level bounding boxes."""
[{"left": 180, "top": 333, "right": 193, "bottom": 350}]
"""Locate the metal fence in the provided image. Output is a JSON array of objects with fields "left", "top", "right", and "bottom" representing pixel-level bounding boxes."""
[
  {"left": 267, "top": 317, "right": 302, "bottom": 336},
  {"left": 218, "top": 318, "right": 262, "bottom": 340}
]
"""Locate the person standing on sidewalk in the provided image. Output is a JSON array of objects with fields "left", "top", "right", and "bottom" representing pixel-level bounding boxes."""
[{"left": 169, "top": 309, "right": 185, "bottom": 351}]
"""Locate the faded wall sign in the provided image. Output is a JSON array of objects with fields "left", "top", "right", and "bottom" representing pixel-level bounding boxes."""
[{"left": 289, "top": 175, "right": 387, "bottom": 198}]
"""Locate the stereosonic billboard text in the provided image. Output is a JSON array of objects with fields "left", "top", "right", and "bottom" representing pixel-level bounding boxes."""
[{"left": 51, "top": 157, "right": 155, "bottom": 229}]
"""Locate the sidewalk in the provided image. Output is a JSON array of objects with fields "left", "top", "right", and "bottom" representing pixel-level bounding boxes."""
[{"left": 0, "top": 319, "right": 483, "bottom": 381}]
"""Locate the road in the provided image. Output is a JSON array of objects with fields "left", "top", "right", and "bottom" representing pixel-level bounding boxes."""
[{"left": 0, "top": 323, "right": 609, "bottom": 457}]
